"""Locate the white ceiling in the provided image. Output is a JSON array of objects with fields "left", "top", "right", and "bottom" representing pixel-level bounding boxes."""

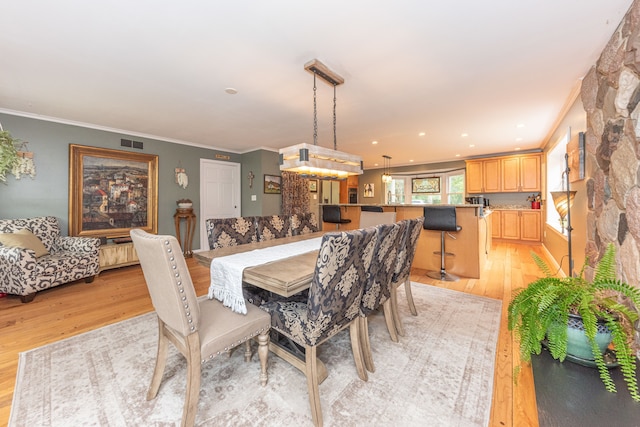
[{"left": 0, "top": 1, "right": 633, "bottom": 169}]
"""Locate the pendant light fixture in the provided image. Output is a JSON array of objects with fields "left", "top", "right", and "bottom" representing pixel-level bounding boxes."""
[
  {"left": 279, "top": 59, "right": 363, "bottom": 180},
  {"left": 382, "top": 155, "right": 392, "bottom": 183}
]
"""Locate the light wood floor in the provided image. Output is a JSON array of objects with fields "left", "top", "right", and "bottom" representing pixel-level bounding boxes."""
[{"left": 0, "top": 240, "right": 545, "bottom": 426}]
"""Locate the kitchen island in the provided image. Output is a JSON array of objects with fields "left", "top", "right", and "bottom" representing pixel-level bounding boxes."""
[{"left": 320, "top": 204, "right": 491, "bottom": 279}]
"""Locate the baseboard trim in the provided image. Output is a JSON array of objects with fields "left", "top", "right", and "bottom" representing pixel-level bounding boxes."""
[{"left": 541, "top": 244, "right": 566, "bottom": 278}]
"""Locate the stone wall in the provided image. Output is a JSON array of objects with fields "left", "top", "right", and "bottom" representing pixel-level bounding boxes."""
[{"left": 582, "top": 0, "right": 640, "bottom": 288}]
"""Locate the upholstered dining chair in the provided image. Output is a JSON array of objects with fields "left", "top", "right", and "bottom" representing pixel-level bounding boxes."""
[
  {"left": 205, "top": 216, "right": 257, "bottom": 249},
  {"left": 390, "top": 217, "right": 423, "bottom": 337},
  {"left": 130, "top": 229, "right": 271, "bottom": 427},
  {"left": 256, "top": 214, "right": 291, "bottom": 241},
  {"left": 290, "top": 212, "right": 319, "bottom": 235},
  {"left": 260, "top": 228, "right": 377, "bottom": 427},
  {"left": 359, "top": 221, "right": 404, "bottom": 373}
]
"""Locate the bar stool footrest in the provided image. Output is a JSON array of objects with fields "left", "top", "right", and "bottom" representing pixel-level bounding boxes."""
[{"left": 426, "top": 270, "right": 460, "bottom": 282}]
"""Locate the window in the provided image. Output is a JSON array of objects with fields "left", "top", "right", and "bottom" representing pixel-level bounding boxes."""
[
  {"left": 386, "top": 178, "right": 405, "bottom": 204},
  {"left": 547, "top": 132, "right": 569, "bottom": 234},
  {"left": 384, "top": 170, "right": 465, "bottom": 204}
]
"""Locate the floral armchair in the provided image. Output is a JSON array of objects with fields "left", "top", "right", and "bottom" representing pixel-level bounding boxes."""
[{"left": 0, "top": 216, "right": 101, "bottom": 302}]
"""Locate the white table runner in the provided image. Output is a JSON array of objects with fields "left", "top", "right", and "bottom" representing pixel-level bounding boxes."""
[{"left": 208, "top": 237, "right": 322, "bottom": 314}]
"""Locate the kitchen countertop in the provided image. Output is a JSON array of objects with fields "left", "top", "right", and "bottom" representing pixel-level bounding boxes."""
[
  {"left": 319, "top": 203, "right": 485, "bottom": 208},
  {"left": 490, "top": 204, "right": 543, "bottom": 210}
]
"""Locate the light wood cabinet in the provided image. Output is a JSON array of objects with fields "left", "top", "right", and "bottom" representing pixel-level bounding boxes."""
[
  {"left": 520, "top": 210, "right": 542, "bottom": 242},
  {"left": 339, "top": 176, "right": 359, "bottom": 204},
  {"left": 99, "top": 242, "right": 139, "bottom": 271},
  {"left": 495, "top": 209, "right": 541, "bottom": 242},
  {"left": 501, "top": 154, "right": 541, "bottom": 192},
  {"left": 466, "top": 159, "right": 501, "bottom": 193},
  {"left": 491, "top": 210, "right": 502, "bottom": 239}
]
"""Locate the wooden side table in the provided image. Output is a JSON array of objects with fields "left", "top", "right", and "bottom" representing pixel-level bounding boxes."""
[{"left": 174, "top": 208, "right": 196, "bottom": 257}]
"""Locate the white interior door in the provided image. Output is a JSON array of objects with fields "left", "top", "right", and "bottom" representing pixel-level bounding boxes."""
[{"left": 199, "top": 159, "right": 241, "bottom": 251}]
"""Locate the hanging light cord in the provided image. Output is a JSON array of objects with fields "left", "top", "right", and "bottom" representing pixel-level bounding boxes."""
[
  {"left": 333, "top": 83, "right": 337, "bottom": 151},
  {"left": 313, "top": 73, "right": 318, "bottom": 146}
]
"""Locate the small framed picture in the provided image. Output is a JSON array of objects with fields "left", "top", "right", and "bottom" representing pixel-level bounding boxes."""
[
  {"left": 363, "top": 183, "right": 374, "bottom": 198},
  {"left": 264, "top": 174, "right": 281, "bottom": 194},
  {"left": 308, "top": 179, "right": 318, "bottom": 193}
]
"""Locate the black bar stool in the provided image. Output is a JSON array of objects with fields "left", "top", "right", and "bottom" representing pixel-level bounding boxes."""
[
  {"left": 322, "top": 205, "right": 352, "bottom": 229},
  {"left": 423, "top": 206, "right": 462, "bottom": 281}
]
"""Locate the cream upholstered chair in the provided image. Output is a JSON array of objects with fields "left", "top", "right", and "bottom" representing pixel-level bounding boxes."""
[
  {"left": 130, "top": 229, "right": 271, "bottom": 427},
  {"left": 358, "top": 211, "right": 396, "bottom": 229},
  {"left": 391, "top": 217, "right": 423, "bottom": 336},
  {"left": 260, "top": 228, "right": 376, "bottom": 427},
  {"left": 359, "top": 221, "right": 404, "bottom": 372}
]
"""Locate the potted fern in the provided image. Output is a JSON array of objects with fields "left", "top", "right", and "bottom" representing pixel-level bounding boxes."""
[
  {"left": 508, "top": 243, "right": 640, "bottom": 402},
  {"left": 0, "top": 129, "right": 20, "bottom": 183}
]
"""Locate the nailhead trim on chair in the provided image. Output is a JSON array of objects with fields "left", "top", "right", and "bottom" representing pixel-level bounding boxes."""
[
  {"left": 164, "top": 239, "right": 196, "bottom": 332},
  {"left": 201, "top": 326, "right": 269, "bottom": 364}
]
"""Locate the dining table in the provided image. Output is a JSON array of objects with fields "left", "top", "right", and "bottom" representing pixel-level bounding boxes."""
[{"left": 194, "top": 231, "right": 329, "bottom": 382}]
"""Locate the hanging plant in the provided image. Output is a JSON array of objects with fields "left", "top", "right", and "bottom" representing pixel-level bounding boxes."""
[{"left": 0, "top": 130, "right": 20, "bottom": 183}]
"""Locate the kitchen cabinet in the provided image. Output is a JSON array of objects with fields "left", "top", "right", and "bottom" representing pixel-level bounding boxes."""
[
  {"left": 501, "top": 154, "right": 541, "bottom": 192},
  {"left": 495, "top": 209, "right": 541, "bottom": 242},
  {"left": 339, "top": 175, "right": 359, "bottom": 203},
  {"left": 465, "top": 158, "right": 500, "bottom": 193},
  {"left": 491, "top": 209, "right": 502, "bottom": 239}
]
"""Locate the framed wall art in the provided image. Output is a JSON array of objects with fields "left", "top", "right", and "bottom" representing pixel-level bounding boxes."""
[
  {"left": 412, "top": 177, "right": 440, "bottom": 193},
  {"left": 68, "top": 144, "right": 158, "bottom": 238},
  {"left": 363, "top": 183, "right": 374, "bottom": 198},
  {"left": 264, "top": 174, "right": 282, "bottom": 194},
  {"left": 308, "top": 179, "right": 318, "bottom": 193}
]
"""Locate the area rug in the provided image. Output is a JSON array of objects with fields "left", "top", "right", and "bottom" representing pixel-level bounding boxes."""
[{"left": 9, "top": 284, "right": 501, "bottom": 426}]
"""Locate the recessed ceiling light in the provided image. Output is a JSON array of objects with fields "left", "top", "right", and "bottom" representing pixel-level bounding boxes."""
[
  {"left": 515, "top": 147, "right": 521, "bottom": 151},
  {"left": 455, "top": 154, "right": 461, "bottom": 157},
  {"left": 469, "top": 144, "right": 475, "bottom": 148},
  {"left": 225, "top": 88, "right": 238, "bottom": 94},
  {"left": 515, "top": 137, "right": 523, "bottom": 142},
  {"left": 461, "top": 133, "right": 469, "bottom": 137},
  {"left": 418, "top": 132, "right": 426, "bottom": 137},
  {"left": 371, "top": 140, "right": 378, "bottom": 145},
  {"left": 374, "top": 163, "right": 379, "bottom": 166},
  {"left": 517, "top": 123, "right": 525, "bottom": 128},
  {"left": 409, "top": 159, "right": 414, "bottom": 162}
]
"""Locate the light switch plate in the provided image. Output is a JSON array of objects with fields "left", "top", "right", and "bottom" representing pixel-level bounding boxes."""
[{"left": 251, "top": 195, "right": 257, "bottom": 201}]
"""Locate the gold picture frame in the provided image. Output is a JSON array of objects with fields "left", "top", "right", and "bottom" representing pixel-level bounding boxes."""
[{"left": 68, "top": 144, "right": 158, "bottom": 238}]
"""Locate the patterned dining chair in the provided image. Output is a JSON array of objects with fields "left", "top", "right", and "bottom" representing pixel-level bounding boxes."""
[
  {"left": 130, "top": 229, "right": 271, "bottom": 427},
  {"left": 205, "top": 216, "right": 257, "bottom": 249},
  {"left": 260, "top": 228, "right": 376, "bottom": 427},
  {"left": 256, "top": 215, "right": 291, "bottom": 241},
  {"left": 391, "top": 217, "right": 423, "bottom": 336},
  {"left": 290, "top": 212, "right": 319, "bottom": 236},
  {"left": 359, "top": 221, "right": 404, "bottom": 373}
]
